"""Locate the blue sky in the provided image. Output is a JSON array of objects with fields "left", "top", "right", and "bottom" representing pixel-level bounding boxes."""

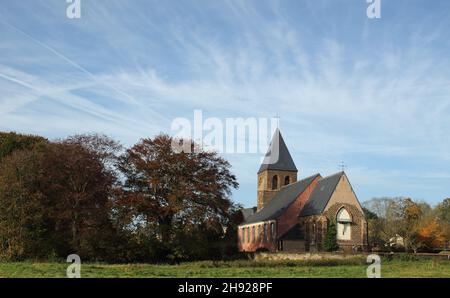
[{"left": 1, "top": 0, "right": 450, "bottom": 207}]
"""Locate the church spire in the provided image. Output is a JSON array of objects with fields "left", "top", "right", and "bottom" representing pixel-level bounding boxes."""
[
  {"left": 256, "top": 128, "right": 298, "bottom": 211},
  {"left": 258, "top": 128, "right": 297, "bottom": 174}
]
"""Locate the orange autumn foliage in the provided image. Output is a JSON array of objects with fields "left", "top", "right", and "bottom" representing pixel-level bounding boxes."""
[{"left": 417, "top": 219, "right": 446, "bottom": 249}]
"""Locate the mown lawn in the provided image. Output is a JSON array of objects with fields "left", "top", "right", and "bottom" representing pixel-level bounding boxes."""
[{"left": 0, "top": 257, "right": 449, "bottom": 278}]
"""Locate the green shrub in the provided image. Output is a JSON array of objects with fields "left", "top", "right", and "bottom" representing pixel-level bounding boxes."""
[{"left": 324, "top": 222, "right": 339, "bottom": 252}]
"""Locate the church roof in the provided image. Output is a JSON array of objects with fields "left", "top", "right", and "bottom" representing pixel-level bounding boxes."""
[
  {"left": 244, "top": 174, "right": 320, "bottom": 224},
  {"left": 279, "top": 224, "right": 304, "bottom": 240},
  {"left": 299, "top": 172, "right": 344, "bottom": 217},
  {"left": 258, "top": 128, "right": 297, "bottom": 174},
  {"left": 240, "top": 207, "right": 257, "bottom": 222}
]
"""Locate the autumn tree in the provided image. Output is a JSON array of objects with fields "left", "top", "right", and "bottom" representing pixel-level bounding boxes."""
[
  {"left": 0, "top": 133, "right": 122, "bottom": 261},
  {"left": 117, "top": 134, "right": 239, "bottom": 261},
  {"left": 437, "top": 198, "right": 450, "bottom": 223},
  {"left": 436, "top": 198, "right": 450, "bottom": 249},
  {"left": 0, "top": 148, "right": 50, "bottom": 260},
  {"left": 416, "top": 218, "right": 446, "bottom": 250},
  {"left": 0, "top": 132, "right": 47, "bottom": 161},
  {"left": 364, "top": 197, "right": 424, "bottom": 252},
  {"left": 362, "top": 207, "right": 382, "bottom": 248},
  {"left": 39, "top": 134, "right": 122, "bottom": 259}
]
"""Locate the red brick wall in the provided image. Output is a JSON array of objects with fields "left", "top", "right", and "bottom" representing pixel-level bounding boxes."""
[
  {"left": 276, "top": 176, "right": 321, "bottom": 239},
  {"left": 238, "top": 221, "right": 277, "bottom": 252},
  {"left": 238, "top": 175, "right": 321, "bottom": 253}
]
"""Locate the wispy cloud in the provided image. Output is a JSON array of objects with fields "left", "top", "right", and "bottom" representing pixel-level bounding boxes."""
[{"left": 1, "top": 0, "right": 449, "bottom": 206}]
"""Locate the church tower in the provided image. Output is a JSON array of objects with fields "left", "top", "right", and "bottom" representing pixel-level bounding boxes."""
[{"left": 257, "top": 128, "right": 298, "bottom": 211}]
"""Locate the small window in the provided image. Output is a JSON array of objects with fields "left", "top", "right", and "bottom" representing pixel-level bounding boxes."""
[
  {"left": 252, "top": 226, "right": 255, "bottom": 243},
  {"left": 270, "top": 222, "right": 275, "bottom": 240},
  {"left": 264, "top": 223, "right": 268, "bottom": 242},
  {"left": 284, "top": 176, "right": 290, "bottom": 185},
  {"left": 272, "top": 175, "right": 278, "bottom": 190}
]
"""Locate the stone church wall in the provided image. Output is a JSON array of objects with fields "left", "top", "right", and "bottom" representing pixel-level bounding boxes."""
[{"left": 324, "top": 203, "right": 368, "bottom": 252}]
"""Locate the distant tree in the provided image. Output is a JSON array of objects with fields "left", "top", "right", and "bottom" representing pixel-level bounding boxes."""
[
  {"left": 0, "top": 134, "right": 122, "bottom": 261},
  {"left": 362, "top": 206, "right": 382, "bottom": 249},
  {"left": 116, "top": 134, "right": 239, "bottom": 261},
  {"left": 39, "top": 135, "right": 121, "bottom": 258},
  {"left": 324, "top": 222, "right": 339, "bottom": 252},
  {"left": 436, "top": 198, "right": 450, "bottom": 250},
  {"left": 363, "top": 207, "right": 378, "bottom": 220},
  {"left": 416, "top": 218, "right": 446, "bottom": 250},
  {"left": 437, "top": 198, "right": 450, "bottom": 223},
  {"left": 0, "top": 148, "right": 50, "bottom": 260},
  {"left": 364, "top": 197, "right": 423, "bottom": 252},
  {"left": 0, "top": 132, "right": 47, "bottom": 161}
]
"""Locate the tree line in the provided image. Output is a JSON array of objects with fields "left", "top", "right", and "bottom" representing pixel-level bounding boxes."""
[
  {"left": 363, "top": 197, "right": 450, "bottom": 253},
  {"left": 0, "top": 132, "right": 242, "bottom": 263}
]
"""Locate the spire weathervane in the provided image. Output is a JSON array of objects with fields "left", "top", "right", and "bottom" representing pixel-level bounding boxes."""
[
  {"left": 339, "top": 161, "right": 347, "bottom": 172},
  {"left": 274, "top": 113, "right": 280, "bottom": 129}
]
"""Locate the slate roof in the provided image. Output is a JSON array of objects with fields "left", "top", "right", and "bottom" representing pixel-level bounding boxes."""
[
  {"left": 258, "top": 128, "right": 298, "bottom": 174},
  {"left": 244, "top": 174, "right": 320, "bottom": 224},
  {"left": 279, "top": 224, "right": 304, "bottom": 240},
  {"left": 240, "top": 207, "right": 257, "bottom": 222},
  {"left": 299, "top": 172, "right": 344, "bottom": 217}
]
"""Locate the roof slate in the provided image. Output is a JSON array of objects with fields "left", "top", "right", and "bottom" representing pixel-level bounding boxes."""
[
  {"left": 258, "top": 128, "right": 297, "bottom": 174},
  {"left": 299, "top": 172, "right": 344, "bottom": 217},
  {"left": 244, "top": 174, "right": 320, "bottom": 224},
  {"left": 279, "top": 224, "right": 304, "bottom": 240},
  {"left": 240, "top": 207, "right": 257, "bottom": 222}
]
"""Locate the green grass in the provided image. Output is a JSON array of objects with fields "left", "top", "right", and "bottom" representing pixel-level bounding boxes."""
[{"left": 0, "top": 257, "right": 449, "bottom": 278}]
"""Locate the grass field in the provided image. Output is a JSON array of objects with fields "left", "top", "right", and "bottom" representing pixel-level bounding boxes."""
[{"left": 0, "top": 256, "right": 449, "bottom": 278}]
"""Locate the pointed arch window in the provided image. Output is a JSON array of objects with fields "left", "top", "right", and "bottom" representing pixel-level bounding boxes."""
[
  {"left": 272, "top": 175, "right": 278, "bottom": 190},
  {"left": 336, "top": 208, "right": 352, "bottom": 240}
]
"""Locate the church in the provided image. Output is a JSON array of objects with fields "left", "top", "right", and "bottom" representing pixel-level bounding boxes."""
[{"left": 238, "top": 129, "right": 368, "bottom": 253}]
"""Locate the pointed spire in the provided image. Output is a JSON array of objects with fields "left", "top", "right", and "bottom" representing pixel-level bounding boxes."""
[{"left": 258, "top": 128, "right": 297, "bottom": 174}]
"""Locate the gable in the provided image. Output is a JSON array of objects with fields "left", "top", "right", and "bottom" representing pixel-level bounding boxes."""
[{"left": 323, "top": 173, "right": 363, "bottom": 214}]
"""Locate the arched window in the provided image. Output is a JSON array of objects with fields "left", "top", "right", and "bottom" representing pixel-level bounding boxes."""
[
  {"left": 252, "top": 226, "right": 255, "bottom": 243},
  {"left": 270, "top": 222, "right": 275, "bottom": 241},
  {"left": 264, "top": 223, "right": 268, "bottom": 242},
  {"left": 284, "top": 176, "right": 290, "bottom": 185},
  {"left": 272, "top": 175, "right": 278, "bottom": 190},
  {"left": 336, "top": 208, "right": 352, "bottom": 240}
]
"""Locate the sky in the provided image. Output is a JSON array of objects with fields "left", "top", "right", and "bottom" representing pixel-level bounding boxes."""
[{"left": 1, "top": 0, "right": 450, "bottom": 207}]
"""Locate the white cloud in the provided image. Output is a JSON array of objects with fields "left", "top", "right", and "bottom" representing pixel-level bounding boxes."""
[{"left": 1, "top": 0, "right": 449, "bottom": 206}]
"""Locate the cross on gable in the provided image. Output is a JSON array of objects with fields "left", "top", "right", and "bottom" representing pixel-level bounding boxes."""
[{"left": 339, "top": 161, "right": 347, "bottom": 172}]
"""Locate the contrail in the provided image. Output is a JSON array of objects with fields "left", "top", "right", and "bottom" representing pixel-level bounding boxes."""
[
  {"left": 0, "top": 72, "right": 36, "bottom": 90},
  {"left": 0, "top": 16, "right": 139, "bottom": 105}
]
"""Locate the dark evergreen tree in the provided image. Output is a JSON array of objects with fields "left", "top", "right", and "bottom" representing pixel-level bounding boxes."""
[{"left": 324, "top": 222, "right": 339, "bottom": 252}]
